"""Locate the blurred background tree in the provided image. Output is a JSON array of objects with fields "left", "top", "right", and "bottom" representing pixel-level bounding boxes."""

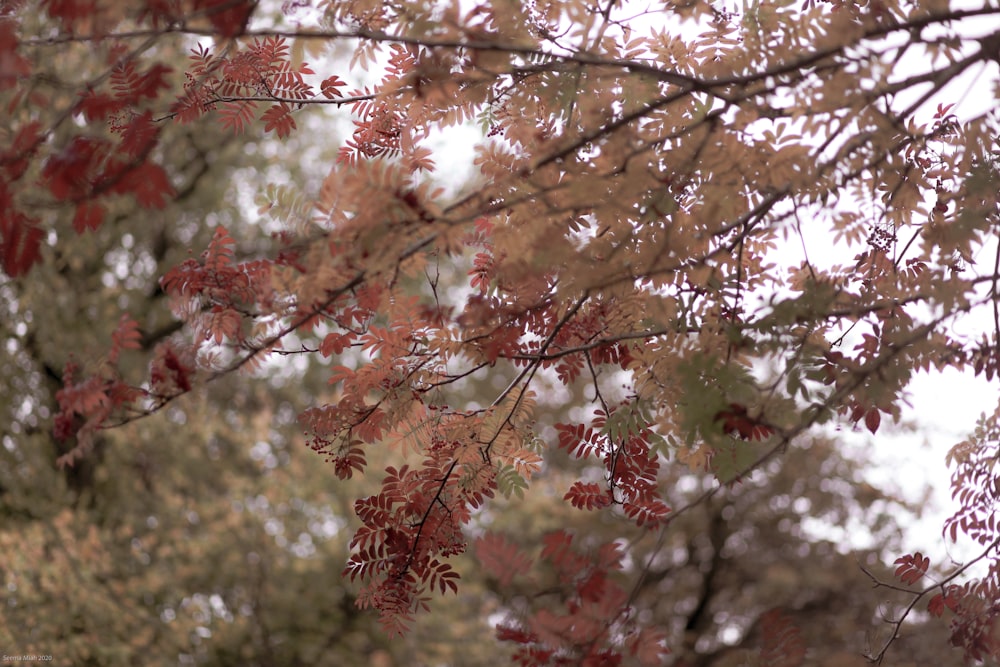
[{"left": 0, "top": 8, "right": 430, "bottom": 664}]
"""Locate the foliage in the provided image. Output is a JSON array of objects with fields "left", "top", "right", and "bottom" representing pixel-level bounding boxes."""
[{"left": 4, "top": 0, "right": 1000, "bottom": 663}]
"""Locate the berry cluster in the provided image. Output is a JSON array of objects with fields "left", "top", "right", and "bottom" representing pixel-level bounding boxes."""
[{"left": 867, "top": 223, "right": 896, "bottom": 254}]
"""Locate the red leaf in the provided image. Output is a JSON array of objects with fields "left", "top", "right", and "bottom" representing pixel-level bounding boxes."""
[
  {"left": 72, "top": 202, "right": 104, "bottom": 235},
  {"left": 160, "top": 345, "right": 192, "bottom": 392},
  {"left": 555, "top": 422, "right": 599, "bottom": 459},
  {"left": 758, "top": 609, "right": 806, "bottom": 667},
  {"left": 864, "top": 407, "right": 881, "bottom": 434},
  {"left": 2, "top": 121, "right": 42, "bottom": 181},
  {"left": 893, "top": 552, "right": 930, "bottom": 585},
  {"left": 42, "top": 136, "right": 107, "bottom": 201},
  {"left": 627, "top": 628, "right": 671, "bottom": 666},
  {"left": 78, "top": 89, "right": 123, "bottom": 122},
  {"left": 0, "top": 22, "right": 31, "bottom": 90},
  {"left": 133, "top": 63, "right": 172, "bottom": 101},
  {"left": 219, "top": 100, "right": 258, "bottom": 135},
  {"left": 321, "top": 75, "right": 348, "bottom": 99},
  {"left": 935, "top": 102, "right": 955, "bottom": 119},
  {"left": 207, "top": 306, "right": 241, "bottom": 344},
  {"left": 0, "top": 212, "right": 43, "bottom": 277},
  {"left": 261, "top": 102, "right": 296, "bottom": 139},
  {"left": 203, "top": 225, "right": 235, "bottom": 271},
  {"left": 197, "top": 0, "right": 254, "bottom": 37},
  {"left": 108, "top": 314, "right": 142, "bottom": 364},
  {"left": 112, "top": 161, "right": 174, "bottom": 209},
  {"left": 41, "top": 0, "right": 97, "bottom": 32},
  {"left": 328, "top": 365, "right": 356, "bottom": 386},
  {"left": 119, "top": 111, "right": 160, "bottom": 157},
  {"left": 427, "top": 560, "right": 460, "bottom": 595},
  {"left": 564, "top": 481, "right": 612, "bottom": 510},
  {"left": 320, "top": 332, "right": 351, "bottom": 358},
  {"left": 475, "top": 533, "right": 534, "bottom": 587},
  {"left": 56, "top": 373, "right": 108, "bottom": 416},
  {"left": 172, "top": 87, "right": 212, "bottom": 125},
  {"left": 496, "top": 624, "right": 538, "bottom": 645},
  {"left": 541, "top": 530, "right": 573, "bottom": 558},
  {"left": 331, "top": 442, "right": 366, "bottom": 480},
  {"left": 622, "top": 498, "right": 671, "bottom": 528},
  {"left": 112, "top": 315, "right": 143, "bottom": 351},
  {"left": 141, "top": 0, "right": 184, "bottom": 26},
  {"left": 927, "top": 586, "right": 961, "bottom": 618}
]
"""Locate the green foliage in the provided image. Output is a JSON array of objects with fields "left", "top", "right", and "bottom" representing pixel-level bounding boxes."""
[{"left": 495, "top": 464, "right": 529, "bottom": 500}]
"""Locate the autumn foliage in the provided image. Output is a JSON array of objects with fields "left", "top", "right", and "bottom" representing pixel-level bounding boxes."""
[{"left": 7, "top": 0, "right": 1000, "bottom": 662}]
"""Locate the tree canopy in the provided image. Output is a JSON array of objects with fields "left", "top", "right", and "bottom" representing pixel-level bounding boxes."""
[{"left": 4, "top": 0, "right": 1000, "bottom": 664}]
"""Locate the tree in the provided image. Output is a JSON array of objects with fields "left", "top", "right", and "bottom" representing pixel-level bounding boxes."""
[
  {"left": 0, "top": 8, "right": 499, "bottom": 664},
  {"left": 4, "top": 0, "right": 1000, "bottom": 663}
]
